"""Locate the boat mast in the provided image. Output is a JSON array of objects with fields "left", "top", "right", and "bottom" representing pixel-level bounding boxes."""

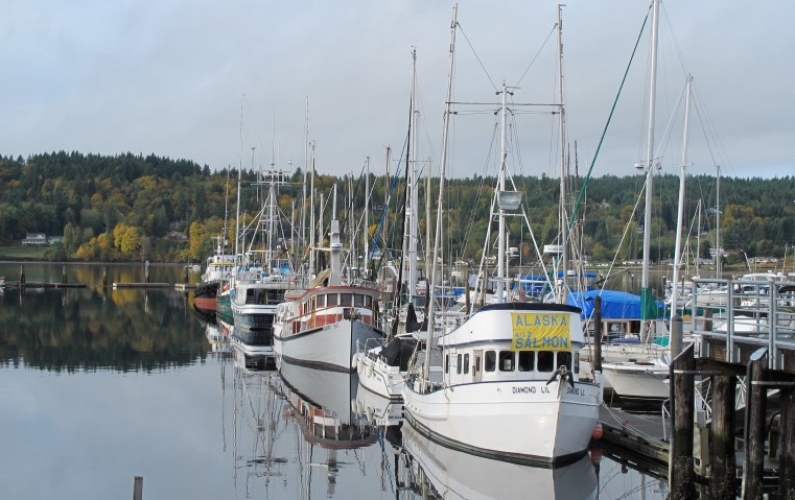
[
  {"left": 423, "top": 3, "right": 457, "bottom": 381},
  {"left": 302, "top": 97, "right": 309, "bottom": 275},
  {"left": 364, "top": 156, "right": 370, "bottom": 279},
  {"left": 557, "top": 4, "right": 569, "bottom": 301},
  {"left": 641, "top": 0, "right": 660, "bottom": 331},
  {"left": 670, "top": 75, "right": 693, "bottom": 322},
  {"left": 329, "top": 185, "right": 342, "bottom": 286},
  {"left": 235, "top": 96, "right": 244, "bottom": 270},
  {"left": 715, "top": 165, "right": 722, "bottom": 278},
  {"left": 309, "top": 143, "right": 316, "bottom": 277},
  {"left": 408, "top": 48, "right": 420, "bottom": 304},
  {"left": 495, "top": 80, "right": 510, "bottom": 304}
]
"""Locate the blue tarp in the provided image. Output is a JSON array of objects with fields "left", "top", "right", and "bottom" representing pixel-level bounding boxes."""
[{"left": 566, "top": 289, "right": 664, "bottom": 320}]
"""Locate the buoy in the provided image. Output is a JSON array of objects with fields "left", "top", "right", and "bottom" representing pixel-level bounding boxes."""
[{"left": 591, "top": 422, "right": 603, "bottom": 440}]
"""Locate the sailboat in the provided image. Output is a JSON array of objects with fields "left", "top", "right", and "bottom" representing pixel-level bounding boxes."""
[
  {"left": 402, "top": 6, "right": 601, "bottom": 467},
  {"left": 599, "top": 0, "right": 679, "bottom": 407},
  {"left": 354, "top": 49, "right": 446, "bottom": 401}
]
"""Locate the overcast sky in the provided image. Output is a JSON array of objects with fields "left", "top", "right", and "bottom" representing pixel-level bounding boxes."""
[{"left": 1, "top": 0, "right": 792, "bottom": 180}]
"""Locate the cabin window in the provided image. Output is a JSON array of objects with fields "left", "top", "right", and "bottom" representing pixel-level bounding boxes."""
[
  {"left": 463, "top": 354, "right": 470, "bottom": 375},
  {"left": 445, "top": 354, "right": 449, "bottom": 374},
  {"left": 364, "top": 295, "right": 373, "bottom": 308},
  {"left": 557, "top": 352, "right": 572, "bottom": 371},
  {"left": 316, "top": 295, "right": 326, "bottom": 309},
  {"left": 574, "top": 353, "right": 580, "bottom": 375},
  {"left": 341, "top": 294, "right": 353, "bottom": 307},
  {"left": 518, "top": 351, "right": 535, "bottom": 372},
  {"left": 328, "top": 294, "right": 338, "bottom": 306},
  {"left": 499, "top": 351, "right": 514, "bottom": 372},
  {"left": 456, "top": 354, "right": 462, "bottom": 374},
  {"left": 485, "top": 351, "right": 496, "bottom": 372},
  {"left": 537, "top": 351, "right": 554, "bottom": 372},
  {"left": 354, "top": 294, "right": 364, "bottom": 307}
]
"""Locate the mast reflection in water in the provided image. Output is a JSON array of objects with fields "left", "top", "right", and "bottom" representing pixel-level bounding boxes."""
[{"left": 0, "top": 263, "right": 670, "bottom": 499}]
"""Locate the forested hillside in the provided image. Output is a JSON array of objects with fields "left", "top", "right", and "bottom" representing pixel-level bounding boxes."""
[{"left": 1, "top": 151, "right": 793, "bottom": 266}]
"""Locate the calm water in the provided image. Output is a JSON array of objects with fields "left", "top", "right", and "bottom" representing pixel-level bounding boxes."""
[{"left": 0, "top": 262, "right": 670, "bottom": 500}]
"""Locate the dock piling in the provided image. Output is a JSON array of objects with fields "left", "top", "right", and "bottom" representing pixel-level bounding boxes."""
[
  {"left": 742, "top": 347, "right": 768, "bottom": 500},
  {"left": 20, "top": 265, "right": 25, "bottom": 284},
  {"left": 778, "top": 383, "right": 795, "bottom": 498},
  {"left": 61, "top": 265, "right": 67, "bottom": 284},
  {"left": 593, "top": 295, "right": 602, "bottom": 373},
  {"left": 669, "top": 343, "right": 696, "bottom": 500},
  {"left": 133, "top": 476, "right": 143, "bottom": 500},
  {"left": 710, "top": 374, "right": 737, "bottom": 500}
]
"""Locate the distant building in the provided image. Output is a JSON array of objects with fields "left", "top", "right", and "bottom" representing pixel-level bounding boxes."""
[{"left": 22, "top": 233, "right": 47, "bottom": 246}]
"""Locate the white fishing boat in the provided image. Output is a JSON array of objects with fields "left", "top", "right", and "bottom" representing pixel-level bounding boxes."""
[
  {"left": 402, "top": 8, "right": 601, "bottom": 467},
  {"left": 230, "top": 169, "right": 296, "bottom": 365},
  {"left": 272, "top": 186, "right": 385, "bottom": 372}
]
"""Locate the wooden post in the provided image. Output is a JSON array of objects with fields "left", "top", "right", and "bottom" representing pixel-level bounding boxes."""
[
  {"left": 593, "top": 295, "right": 602, "bottom": 373},
  {"left": 20, "top": 264, "right": 25, "bottom": 284},
  {"left": 144, "top": 261, "right": 150, "bottom": 284},
  {"left": 61, "top": 265, "right": 67, "bottom": 284},
  {"left": 709, "top": 374, "right": 736, "bottom": 500},
  {"left": 742, "top": 347, "right": 768, "bottom": 500},
  {"left": 703, "top": 307, "right": 713, "bottom": 332},
  {"left": 102, "top": 267, "right": 108, "bottom": 287},
  {"left": 778, "top": 385, "right": 795, "bottom": 499},
  {"left": 184, "top": 264, "right": 189, "bottom": 282},
  {"left": 670, "top": 314, "right": 683, "bottom": 358},
  {"left": 669, "top": 343, "right": 695, "bottom": 500},
  {"left": 133, "top": 476, "right": 143, "bottom": 500}
]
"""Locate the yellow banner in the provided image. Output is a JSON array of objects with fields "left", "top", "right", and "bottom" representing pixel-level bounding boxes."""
[{"left": 511, "top": 312, "right": 571, "bottom": 352}]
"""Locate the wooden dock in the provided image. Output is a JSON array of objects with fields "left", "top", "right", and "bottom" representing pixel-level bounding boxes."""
[
  {"left": 3, "top": 281, "right": 86, "bottom": 289},
  {"left": 595, "top": 405, "right": 670, "bottom": 479}
]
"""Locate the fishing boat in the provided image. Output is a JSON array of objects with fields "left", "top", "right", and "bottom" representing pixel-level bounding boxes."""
[
  {"left": 272, "top": 186, "right": 386, "bottom": 373},
  {"left": 230, "top": 169, "right": 296, "bottom": 367},
  {"left": 402, "top": 8, "right": 601, "bottom": 467}
]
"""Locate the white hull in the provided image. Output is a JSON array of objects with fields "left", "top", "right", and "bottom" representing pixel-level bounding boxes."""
[
  {"left": 403, "top": 378, "right": 600, "bottom": 466},
  {"left": 400, "top": 423, "right": 599, "bottom": 500},
  {"left": 355, "top": 352, "right": 404, "bottom": 400},
  {"left": 355, "top": 344, "right": 444, "bottom": 401},
  {"left": 601, "top": 359, "right": 670, "bottom": 405},
  {"left": 275, "top": 318, "right": 383, "bottom": 372}
]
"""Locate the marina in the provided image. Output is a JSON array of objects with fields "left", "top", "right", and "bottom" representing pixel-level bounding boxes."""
[{"left": 4, "top": 262, "right": 795, "bottom": 498}]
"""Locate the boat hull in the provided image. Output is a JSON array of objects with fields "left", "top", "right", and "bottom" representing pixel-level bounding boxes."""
[
  {"left": 600, "top": 361, "right": 670, "bottom": 406},
  {"left": 275, "top": 318, "right": 384, "bottom": 373},
  {"left": 402, "top": 379, "right": 601, "bottom": 467}
]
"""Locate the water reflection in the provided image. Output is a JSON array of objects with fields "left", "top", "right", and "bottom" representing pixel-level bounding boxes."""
[
  {"left": 0, "top": 264, "right": 210, "bottom": 372},
  {"left": 398, "top": 423, "right": 599, "bottom": 500}
]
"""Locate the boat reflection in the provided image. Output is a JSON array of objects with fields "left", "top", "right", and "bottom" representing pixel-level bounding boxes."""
[
  {"left": 278, "top": 364, "right": 380, "bottom": 496},
  {"left": 204, "top": 315, "right": 232, "bottom": 357},
  {"left": 398, "top": 422, "right": 599, "bottom": 500},
  {"left": 231, "top": 363, "right": 287, "bottom": 495}
]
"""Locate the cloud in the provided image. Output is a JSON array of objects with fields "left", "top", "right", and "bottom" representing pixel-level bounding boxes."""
[{"left": 1, "top": 0, "right": 792, "bottom": 179}]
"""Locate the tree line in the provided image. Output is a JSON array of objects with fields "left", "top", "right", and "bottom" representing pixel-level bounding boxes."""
[{"left": 1, "top": 151, "right": 793, "bottom": 266}]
